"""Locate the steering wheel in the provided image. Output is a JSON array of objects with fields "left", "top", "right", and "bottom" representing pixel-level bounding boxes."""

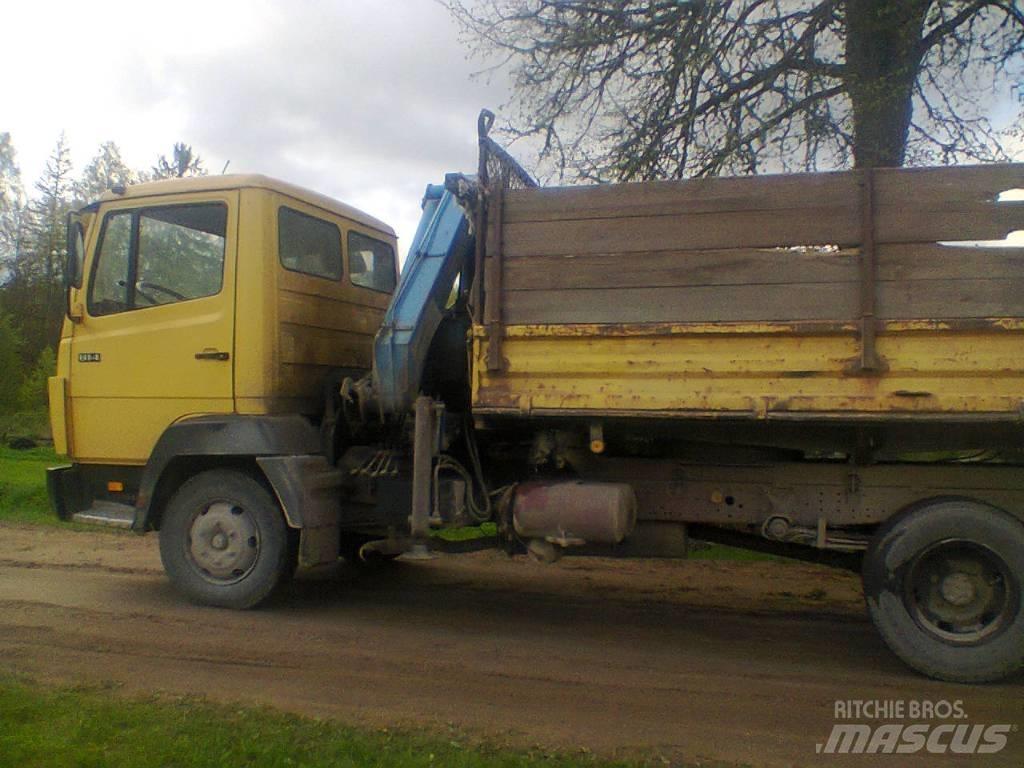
[{"left": 136, "top": 280, "right": 188, "bottom": 304}]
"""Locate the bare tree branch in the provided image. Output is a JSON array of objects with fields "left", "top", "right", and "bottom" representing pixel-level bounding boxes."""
[{"left": 444, "top": 0, "right": 1024, "bottom": 179}]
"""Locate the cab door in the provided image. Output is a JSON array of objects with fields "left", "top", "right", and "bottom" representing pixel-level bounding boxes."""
[{"left": 69, "top": 191, "right": 238, "bottom": 464}]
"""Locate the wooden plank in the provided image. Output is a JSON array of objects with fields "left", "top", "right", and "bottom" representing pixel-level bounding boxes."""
[
  {"left": 503, "top": 280, "right": 1024, "bottom": 324},
  {"left": 502, "top": 276, "right": 1024, "bottom": 325},
  {"left": 501, "top": 248, "right": 858, "bottom": 291},
  {"left": 873, "top": 164, "right": 1024, "bottom": 207},
  {"left": 877, "top": 244, "right": 1024, "bottom": 281},
  {"left": 877, "top": 279, "right": 1024, "bottom": 320},
  {"left": 502, "top": 201, "right": 1022, "bottom": 257},
  {"left": 500, "top": 164, "right": 1023, "bottom": 253},
  {"left": 874, "top": 201, "right": 1024, "bottom": 244},
  {"left": 506, "top": 243, "right": 1024, "bottom": 284},
  {"left": 503, "top": 283, "right": 857, "bottom": 325},
  {"left": 501, "top": 243, "right": 1024, "bottom": 292},
  {"left": 504, "top": 171, "right": 857, "bottom": 223},
  {"left": 503, "top": 208, "right": 859, "bottom": 257},
  {"left": 504, "top": 164, "right": 1024, "bottom": 225}
]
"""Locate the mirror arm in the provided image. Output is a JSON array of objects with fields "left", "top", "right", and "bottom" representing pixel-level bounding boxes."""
[{"left": 67, "top": 298, "right": 84, "bottom": 324}]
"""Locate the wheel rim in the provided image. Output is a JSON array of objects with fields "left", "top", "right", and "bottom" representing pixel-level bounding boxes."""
[
  {"left": 187, "top": 501, "right": 260, "bottom": 584},
  {"left": 903, "top": 539, "right": 1018, "bottom": 646}
]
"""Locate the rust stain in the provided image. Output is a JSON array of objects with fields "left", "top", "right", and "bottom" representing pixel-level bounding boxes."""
[{"left": 474, "top": 317, "right": 1024, "bottom": 340}]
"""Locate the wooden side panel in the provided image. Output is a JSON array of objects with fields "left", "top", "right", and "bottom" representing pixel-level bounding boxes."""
[
  {"left": 494, "top": 164, "right": 1024, "bottom": 325},
  {"left": 474, "top": 163, "right": 1024, "bottom": 420}
]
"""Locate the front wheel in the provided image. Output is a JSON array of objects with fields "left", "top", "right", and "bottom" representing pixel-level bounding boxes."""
[
  {"left": 159, "top": 469, "right": 292, "bottom": 609},
  {"left": 862, "top": 499, "right": 1024, "bottom": 683}
]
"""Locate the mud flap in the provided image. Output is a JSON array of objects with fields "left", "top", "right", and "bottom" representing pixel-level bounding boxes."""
[
  {"left": 256, "top": 455, "right": 343, "bottom": 568},
  {"left": 46, "top": 464, "right": 81, "bottom": 521}
]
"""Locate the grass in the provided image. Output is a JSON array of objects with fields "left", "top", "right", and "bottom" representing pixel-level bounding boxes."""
[
  {"left": 434, "top": 521, "right": 499, "bottom": 541},
  {"left": 0, "top": 678, "right": 664, "bottom": 768},
  {"left": 0, "top": 444, "right": 60, "bottom": 525}
]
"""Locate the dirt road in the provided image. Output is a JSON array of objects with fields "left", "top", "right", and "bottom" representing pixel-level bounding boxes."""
[{"left": 0, "top": 522, "right": 1020, "bottom": 767}]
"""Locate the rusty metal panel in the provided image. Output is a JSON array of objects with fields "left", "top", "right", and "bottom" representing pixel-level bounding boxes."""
[
  {"left": 471, "top": 321, "right": 1024, "bottom": 420},
  {"left": 572, "top": 459, "right": 1024, "bottom": 527}
]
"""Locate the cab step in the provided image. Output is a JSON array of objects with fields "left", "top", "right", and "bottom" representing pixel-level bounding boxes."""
[{"left": 72, "top": 501, "right": 135, "bottom": 529}]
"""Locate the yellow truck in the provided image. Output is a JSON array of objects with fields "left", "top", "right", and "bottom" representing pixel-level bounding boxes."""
[{"left": 48, "top": 112, "right": 1024, "bottom": 683}]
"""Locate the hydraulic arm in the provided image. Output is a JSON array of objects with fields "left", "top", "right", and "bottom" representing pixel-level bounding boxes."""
[{"left": 370, "top": 177, "right": 474, "bottom": 417}]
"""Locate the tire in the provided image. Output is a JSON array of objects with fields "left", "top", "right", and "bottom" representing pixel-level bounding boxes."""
[
  {"left": 862, "top": 498, "right": 1024, "bottom": 683},
  {"left": 159, "top": 469, "right": 291, "bottom": 609}
]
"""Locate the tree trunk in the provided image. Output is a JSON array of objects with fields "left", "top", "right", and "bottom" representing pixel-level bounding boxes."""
[{"left": 845, "top": 0, "right": 931, "bottom": 168}]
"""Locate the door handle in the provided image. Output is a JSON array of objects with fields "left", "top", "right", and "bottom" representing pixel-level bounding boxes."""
[{"left": 195, "top": 350, "right": 230, "bottom": 361}]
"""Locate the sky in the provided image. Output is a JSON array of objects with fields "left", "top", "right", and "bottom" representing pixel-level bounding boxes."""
[
  {"left": 3, "top": 1, "right": 1022, "bottom": 254},
  {"left": 2, "top": 0, "right": 511, "bottom": 253}
]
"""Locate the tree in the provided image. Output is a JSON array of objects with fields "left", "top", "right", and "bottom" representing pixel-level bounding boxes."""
[
  {"left": 76, "top": 141, "right": 136, "bottom": 203},
  {"left": 446, "top": 0, "right": 1024, "bottom": 180},
  {"left": 18, "top": 345, "right": 54, "bottom": 414},
  {"left": 24, "top": 134, "right": 74, "bottom": 351},
  {"left": 151, "top": 143, "right": 206, "bottom": 179},
  {"left": 0, "top": 312, "right": 24, "bottom": 434},
  {"left": 0, "top": 133, "right": 25, "bottom": 275}
]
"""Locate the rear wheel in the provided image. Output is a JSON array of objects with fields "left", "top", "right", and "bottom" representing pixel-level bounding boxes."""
[
  {"left": 159, "top": 469, "right": 292, "bottom": 609},
  {"left": 862, "top": 499, "right": 1024, "bottom": 683}
]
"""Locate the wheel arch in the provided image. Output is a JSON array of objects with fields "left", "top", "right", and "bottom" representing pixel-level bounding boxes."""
[
  {"left": 133, "top": 414, "right": 321, "bottom": 532},
  {"left": 146, "top": 455, "right": 264, "bottom": 531},
  {"left": 890, "top": 493, "right": 1013, "bottom": 522}
]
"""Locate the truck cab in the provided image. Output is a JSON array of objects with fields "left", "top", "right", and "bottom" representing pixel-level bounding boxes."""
[{"left": 49, "top": 175, "right": 397, "bottom": 530}]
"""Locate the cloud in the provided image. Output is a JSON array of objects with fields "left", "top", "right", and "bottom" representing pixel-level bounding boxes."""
[
  {"left": 107, "top": 1, "right": 509, "bottom": 250},
  {"left": 6, "top": 0, "right": 514, "bottom": 252}
]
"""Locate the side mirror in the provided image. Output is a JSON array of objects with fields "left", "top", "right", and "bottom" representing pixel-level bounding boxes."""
[
  {"left": 66, "top": 220, "right": 84, "bottom": 289},
  {"left": 65, "top": 216, "right": 86, "bottom": 321}
]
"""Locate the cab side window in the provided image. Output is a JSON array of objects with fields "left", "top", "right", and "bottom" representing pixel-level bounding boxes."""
[
  {"left": 137, "top": 206, "right": 226, "bottom": 305},
  {"left": 278, "top": 207, "right": 342, "bottom": 280},
  {"left": 348, "top": 231, "right": 396, "bottom": 293},
  {"left": 88, "top": 203, "right": 227, "bottom": 316},
  {"left": 90, "top": 212, "right": 133, "bottom": 314}
]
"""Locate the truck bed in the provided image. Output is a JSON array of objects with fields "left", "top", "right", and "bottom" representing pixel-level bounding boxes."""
[{"left": 471, "top": 164, "right": 1024, "bottom": 439}]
